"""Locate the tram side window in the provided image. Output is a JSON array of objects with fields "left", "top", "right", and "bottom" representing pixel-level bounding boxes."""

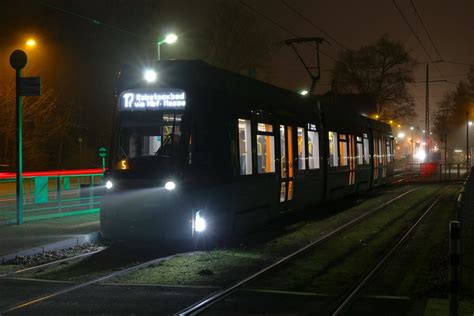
[
  {"left": 356, "top": 136, "right": 364, "bottom": 165},
  {"left": 329, "top": 131, "right": 339, "bottom": 167},
  {"left": 256, "top": 123, "right": 275, "bottom": 174},
  {"left": 238, "top": 119, "right": 252, "bottom": 175},
  {"left": 307, "top": 126, "right": 320, "bottom": 169},
  {"left": 386, "top": 139, "right": 393, "bottom": 163},
  {"left": 373, "top": 138, "right": 379, "bottom": 165},
  {"left": 363, "top": 133, "right": 370, "bottom": 164},
  {"left": 297, "top": 127, "right": 306, "bottom": 171},
  {"left": 339, "top": 134, "right": 348, "bottom": 166},
  {"left": 378, "top": 139, "right": 383, "bottom": 164}
]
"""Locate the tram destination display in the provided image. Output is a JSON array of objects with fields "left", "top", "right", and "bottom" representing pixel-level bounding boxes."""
[{"left": 119, "top": 89, "right": 186, "bottom": 111}]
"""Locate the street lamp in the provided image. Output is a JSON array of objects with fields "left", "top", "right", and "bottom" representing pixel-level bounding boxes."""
[
  {"left": 298, "top": 89, "right": 309, "bottom": 96},
  {"left": 467, "top": 111, "right": 471, "bottom": 171},
  {"left": 157, "top": 33, "right": 178, "bottom": 61},
  {"left": 143, "top": 69, "right": 157, "bottom": 83},
  {"left": 25, "top": 38, "right": 36, "bottom": 47},
  {"left": 410, "top": 127, "right": 414, "bottom": 164}
]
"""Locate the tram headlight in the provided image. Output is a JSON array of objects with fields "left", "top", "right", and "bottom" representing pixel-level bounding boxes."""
[
  {"left": 194, "top": 211, "right": 207, "bottom": 233},
  {"left": 143, "top": 69, "right": 157, "bottom": 83},
  {"left": 164, "top": 181, "right": 176, "bottom": 191},
  {"left": 105, "top": 180, "right": 113, "bottom": 190}
]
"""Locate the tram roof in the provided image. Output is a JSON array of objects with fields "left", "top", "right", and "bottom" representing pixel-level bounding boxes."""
[{"left": 118, "top": 60, "right": 317, "bottom": 109}]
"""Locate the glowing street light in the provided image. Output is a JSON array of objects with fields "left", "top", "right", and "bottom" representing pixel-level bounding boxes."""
[
  {"left": 298, "top": 89, "right": 309, "bottom": 96},
  {"left": 164, "top": 33, "right": 178, "bottom": 44},
  {"left": 143, "top": 69, "right": 157, "bottom": 83},
  {"left": 25, "top": 38, "right": 36, "bottom": 47},
  {"left": 157, "top": 33, "right": 178, "bottom": 61}
]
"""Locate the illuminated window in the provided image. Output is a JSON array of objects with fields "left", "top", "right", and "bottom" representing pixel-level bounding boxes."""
[
  {"left": 307, "top": 125, "right": 320, "bottom": 169},
  {"left": 378, "top": 139, "right": 383, "bottom": 164},
  {"left": 373, "top": 138, "right": 379, "bottom": 166},
  {"left": 140, "top": 136, "right": 161, "bottom": 156},
  {"left": 297, "top": 127, "right": 306, "bottom": 171},
  {"left": 121, "top": 114, "right": 182, "bottom": 160},
  {"left": 386, "top": 139, "right": 393, "bottom": 163},
  {"left": 339, "top": 134, "right": 348, "bottom": 166},
  {"left": 356, "top": 136, "right": 364, "bottom": 165},
  {"left": 373, "top": 138, "right": 379, "bottom": 180},
  {"left": 258, "top": 123, "right": 273, "bottom": 132},
  {"left": 280, "top": 125, "right": 287, "bottom": 179},
  {"left": 238, "top": 119, "right": 252, "bottom": 175},
  {"left": 256, "top": 123, "right": 275, "bottom": 174},
  {"left": 363, "top": 133, "right": 370, "bottom": 164},
  {"left": 329, "top": 131, "right": 339, "bottom": 167},
  {"left": 308, "top": 123, "right": 317, "bottom": 130},
  {"left": 280, "top": 182, "right": 286, "bottom": 202}
]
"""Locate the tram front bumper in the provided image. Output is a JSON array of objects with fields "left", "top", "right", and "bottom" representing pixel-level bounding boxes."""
[{"left": 100, "top": 186, "right": 194, "bottom": 241}]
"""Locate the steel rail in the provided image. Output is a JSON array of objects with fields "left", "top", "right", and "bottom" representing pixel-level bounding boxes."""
[
  {"left": 1, "top": 252, "right": 179, "bottom": 314},
  {"left": 391, "top": 175, "right": 416, "bottom": 184},
  {"left": 332, "top": 194, "right": 442, "bottom": 315},
  {"left": 176, "top": 186, "right": 422, "bottom": 315},
  {"left": 0, "top": 249, "right": 105, "bottom": 279}
]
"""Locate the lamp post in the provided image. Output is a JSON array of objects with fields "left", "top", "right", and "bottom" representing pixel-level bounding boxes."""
[
  {"left": 9, "top": 50, "right": 41, "bottom": 225},
  {"left": 10, "top": 51, "right": 27, "bottom": 225},
  {"left": 157, "top": 33, "right": 178, "bottom": 61},
  {"left": 410, "top": 126, "right": 414, "bottom": 164},
  {"left": 467, "top": 112, "right": 471, "bottom": 171}
]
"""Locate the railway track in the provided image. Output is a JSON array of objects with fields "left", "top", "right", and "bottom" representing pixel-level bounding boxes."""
[
  {"left": 0, "top": 252, "right": 182, "bottom": 314},
  {"left": 176, "top": 185, "right": 427, "bottom": 315},
  {"left": 0, "top": 185, "right": 437, "bottom": 314},
  {"left": 331, "top": 194, "right": 443, "bottom": 315}
]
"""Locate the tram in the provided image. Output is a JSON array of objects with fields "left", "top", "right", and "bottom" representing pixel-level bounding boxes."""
[{"left": 100, "top": 60, "right": 394, "bottom": 241}]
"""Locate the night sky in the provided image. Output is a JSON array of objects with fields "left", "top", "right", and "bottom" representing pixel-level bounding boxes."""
[{"left": 1, "top": 0, "right": 473, "bottom": 159}]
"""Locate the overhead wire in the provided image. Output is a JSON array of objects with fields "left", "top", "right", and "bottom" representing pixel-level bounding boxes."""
[
  {"left": 408, "top": 0, "right": 443, "bottom": 60},
  {"left": 238, "top": 0, "right": 338, "bottom": 62},
  {"left": 392, "top": 0, "right": 446, "bottom": 81},
  {"left": 441, "top": 60, "right": 474, "bottom": 67},
  {"left": 279, "top": 0, "right": 349, "bottom": 51},
  {"left": 392, "top": 0, "right": 433, "bottom": 61},
  {"left": 407, "top": 0, "right": 446, "bottom": 80},
  {"left": 40, "top": 1, "right": 139, "bottom": 38}
]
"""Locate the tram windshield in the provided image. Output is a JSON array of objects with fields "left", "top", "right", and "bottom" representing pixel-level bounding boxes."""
[{"left": 114, "top": 113, "right": 182, "bottom": 171}]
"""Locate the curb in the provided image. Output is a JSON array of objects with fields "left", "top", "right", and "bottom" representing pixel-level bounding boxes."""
[{"left": 0, "top": 232, "right": 101, "bottom": 264}]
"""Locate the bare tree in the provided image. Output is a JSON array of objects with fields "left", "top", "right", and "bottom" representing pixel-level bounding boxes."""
[
  {"left": 332, "top": 35, "right": 417, "bottom": 122},
  {"left": 196, "top": 0, "right": 278, "bottom": 76},
  {"left": 0, "top": 81, "right": 76, "bottom": 170},
  {"left": 433, "top": 74, "right": 473, "bottom": 141}
]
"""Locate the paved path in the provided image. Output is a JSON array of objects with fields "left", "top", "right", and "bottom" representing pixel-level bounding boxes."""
[{"left": 0, "top": 213, "right": 100, "bottom": 259}]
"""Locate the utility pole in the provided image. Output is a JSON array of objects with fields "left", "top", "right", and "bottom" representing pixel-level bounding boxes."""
[
  {"left": 425, "top": 64, "right": 430, "bottom": 162},
  {"left": 467, "top": 112, "right": 470, "bottom": 172},
  {"left": 444, "top": 133, "right": 448, "bottom": 174}
]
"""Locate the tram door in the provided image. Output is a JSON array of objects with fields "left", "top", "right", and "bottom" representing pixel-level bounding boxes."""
[
  {"left": 279, "top": 125, "right": 294, "bottom": 202},
  {"left": 348, "top": 135, "right": 356, "bottom": 185},
  {"left": 373, "top": 138, "right": 379, "bottom": 180}
]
